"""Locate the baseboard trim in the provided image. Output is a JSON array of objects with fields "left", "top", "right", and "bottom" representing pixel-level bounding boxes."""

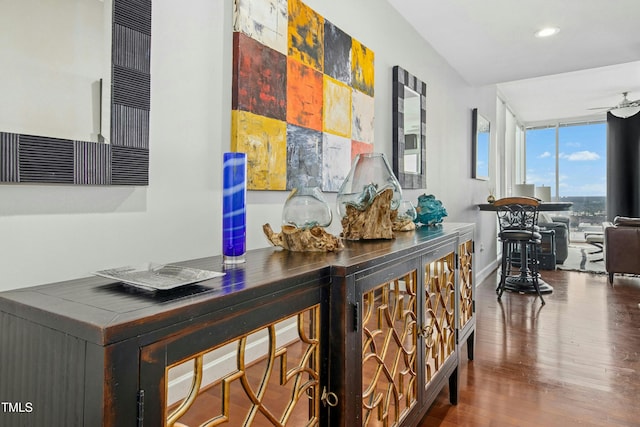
[{"left": 476, "top": 258, "right": 499, "bottom": 286}]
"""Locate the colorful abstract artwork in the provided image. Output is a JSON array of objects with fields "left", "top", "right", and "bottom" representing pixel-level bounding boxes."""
[
  {"left": 351, "top": 39, "right": 375, "bottom": 97},
  {"left": 352, "top": 89, "right": 375, "bottom": 144},
  {"left": 286, "top": 124, "right": 323, "bottom": 188},
  {"left": 324, "top": 22, "right": 352, "bottom": 85},
  {"left": 232, "top": 33, "right": 287, "bottom": 121},
  {"left": 232, "top": 0, "right": 375, "bottom": 191},
  {"left": 233, "top": 0, "right": 287, "bottom": 54},
  {"left": 288, "top": 0, "right": 324, "bottom": 71},
  {"left": 287, "top": 59, "right": 323, "bottom": 130},
  {"left": 322, "top": 133, "right": 351, "bottom": 191},
  {"left": 323, "top": 76, "right": 352, "bottom": 138},
  {"left": 231, "top": 110, "right": 287, "bottom": 190}
]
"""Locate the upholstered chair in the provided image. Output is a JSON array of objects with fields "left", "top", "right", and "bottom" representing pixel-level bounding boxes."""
[
  {"left": 537, "top": 212, "right": 569, "bottom": 264},
  {"left": 604, "top": 216, "right": 640, "bottom": 284}
]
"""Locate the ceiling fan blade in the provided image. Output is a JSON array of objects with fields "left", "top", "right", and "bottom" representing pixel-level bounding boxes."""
[{"left": 587, "top": 106, "right": 611, "bottom": 110}]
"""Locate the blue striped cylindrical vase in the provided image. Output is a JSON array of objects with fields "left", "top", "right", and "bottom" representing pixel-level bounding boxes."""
[{"left": 222, "top": 152, "right": 247, "bottom": 265}]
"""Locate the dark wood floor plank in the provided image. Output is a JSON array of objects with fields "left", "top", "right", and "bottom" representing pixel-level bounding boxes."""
[{"left": 420, "top": 268, "right": 640, "bottom": 427}]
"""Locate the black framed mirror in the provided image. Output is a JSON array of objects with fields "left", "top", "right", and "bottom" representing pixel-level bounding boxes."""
[
  {"left": 0, "top": 0, "right": 150, "bottom": 185},
  {"left": 472, "top": 108, "right": 490, "bottom": 180},
  {"left": 392, "top": 66, "right": 427, "bottom": 189}
]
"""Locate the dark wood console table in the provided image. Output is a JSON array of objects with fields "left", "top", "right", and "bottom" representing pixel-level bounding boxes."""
[{"left": 0, "top": 223, "right": 475, "bottom": 427}]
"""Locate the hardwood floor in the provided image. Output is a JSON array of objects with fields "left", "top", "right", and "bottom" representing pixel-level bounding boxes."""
[{"left": 420, "top": 268, "right": 640, "bottom": 427}]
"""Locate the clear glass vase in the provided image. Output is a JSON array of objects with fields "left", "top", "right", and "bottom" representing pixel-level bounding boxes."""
[
  {"left": 336, "top": 153, "right": 403, "bottom": 218},
  {"left": 397, "top": 200, "right": 417, "bottom": 222},
  {"left": 282, "top": 187, "right": 333, "bottom": 229}
]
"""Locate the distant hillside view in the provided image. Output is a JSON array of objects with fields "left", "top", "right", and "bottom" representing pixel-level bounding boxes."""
[{"left": 558, "top": 196, "right": 606, "bottom": 239}]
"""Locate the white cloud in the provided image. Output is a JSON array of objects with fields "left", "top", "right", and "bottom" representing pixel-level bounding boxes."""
[
  {"left": 560, "top": 151, "right": 600, "bottom": 161},
  {"left": 538, "top": 151, "right": 552, "bottom": 158}
]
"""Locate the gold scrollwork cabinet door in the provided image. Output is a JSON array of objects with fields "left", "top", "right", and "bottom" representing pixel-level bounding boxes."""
[
  {"left": 457, "top": 228, "right": 476, "bottom": 361},
  {"left": 421, "top": 239, "right": 459, "bottom": 410},
  {"left": 352, "top": 234, "right": 467, "bottom": 427},
  {"left": 359, "top": 265, "right": 419, "bottom": 427},
  {"left": 139, "top": 285, "right": 329, "bottom": 427}
]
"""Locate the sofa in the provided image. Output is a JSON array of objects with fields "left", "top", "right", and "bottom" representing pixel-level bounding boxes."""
[
  {"left": 538, "top": 212, "right": 569, "bottom": 264},
  {"left": 604, "top": 216, "right": 640, "bottom": 284}
]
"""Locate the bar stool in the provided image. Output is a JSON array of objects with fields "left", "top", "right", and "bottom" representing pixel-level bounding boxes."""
[{"left": 494, "top": 196, "right": 545, "bottom": 305}]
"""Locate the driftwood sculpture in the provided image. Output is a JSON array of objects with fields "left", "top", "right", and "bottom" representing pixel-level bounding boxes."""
[
  {"left": 263, "top": 224, "right": 343, "bottom": 252},
  {"left": 392, "top": 216, "right": 416, "bottom": 232},
  {"left": 341, "top": 188, "right": 396, "bottom": 240}
]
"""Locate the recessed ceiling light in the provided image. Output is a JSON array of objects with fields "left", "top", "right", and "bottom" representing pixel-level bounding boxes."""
[{"left": 535, "top": 27, "right": 560, "bottom": 38}]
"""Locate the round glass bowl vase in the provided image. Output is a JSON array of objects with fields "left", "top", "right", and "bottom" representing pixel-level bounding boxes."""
[
  {"left": 336, "top": 153, "right": 403, "bottom": 218},
  {"left": 282, "top": 187, "right": 333, "bottom": 229},
  {"left": 397, "top": 200, "right": 417, "bottom": 222}
]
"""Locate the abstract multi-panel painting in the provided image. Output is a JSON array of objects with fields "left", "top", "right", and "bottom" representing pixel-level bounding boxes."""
[{"left": 232, "top": 0, "right": 375, "bottom": 191}]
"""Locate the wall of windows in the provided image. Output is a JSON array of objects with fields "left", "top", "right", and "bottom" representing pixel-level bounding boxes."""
[
  {"left": 524, "top": 121, "right": 607, "bottom": 234},
  {"left": 525, "top": 126, "right": 557, "bottom": 197}
]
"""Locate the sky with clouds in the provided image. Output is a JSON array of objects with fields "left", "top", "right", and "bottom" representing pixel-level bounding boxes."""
[{"left": 526, "top": 123, "right": 606, "bottom": 198}]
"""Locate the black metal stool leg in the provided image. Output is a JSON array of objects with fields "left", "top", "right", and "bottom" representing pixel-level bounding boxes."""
[
  {"left": 497, "top": 240, "right": 509, "bottom": 298},
  {"left": 529, "top": 241, "right": 545, "bottom": 305}
]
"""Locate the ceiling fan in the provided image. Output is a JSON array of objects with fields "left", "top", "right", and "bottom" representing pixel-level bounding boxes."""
[{"left": 589, "top": 92, "right": 640, "bottom": 118}]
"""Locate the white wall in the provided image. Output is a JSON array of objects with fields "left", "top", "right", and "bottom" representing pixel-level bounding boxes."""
[{"left": 0, "top": 0, "right": 498, "bottom": 291}]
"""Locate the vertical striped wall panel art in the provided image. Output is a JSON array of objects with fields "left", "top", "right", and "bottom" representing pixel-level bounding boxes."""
[{"left": 0, "top": 132, "right": 19, "bottom": 182}]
